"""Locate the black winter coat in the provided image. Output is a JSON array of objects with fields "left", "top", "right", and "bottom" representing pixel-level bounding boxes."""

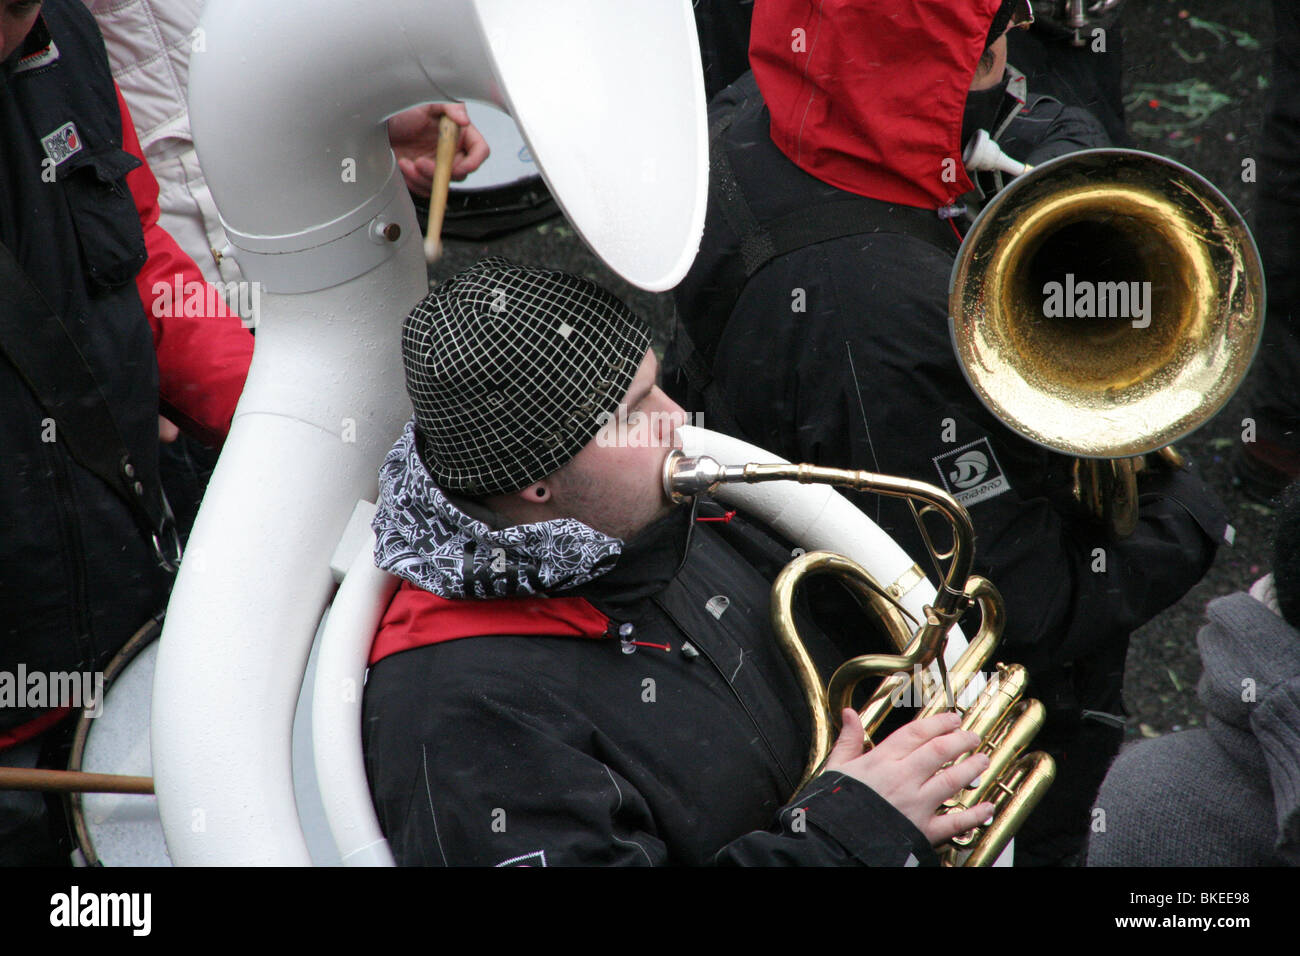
[
  {"left": 0, "top": 1, "right": 170, "bottom": 731},
  {"left": 363, "top": 500, "right": 938, "bottom": 867}
]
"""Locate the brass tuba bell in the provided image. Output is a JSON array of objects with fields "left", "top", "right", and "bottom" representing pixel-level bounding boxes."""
[{"left": 949, "top": 148, "right": 1264, "bottom": 536}]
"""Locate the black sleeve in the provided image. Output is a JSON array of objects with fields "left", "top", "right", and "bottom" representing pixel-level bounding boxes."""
[
  {"left": 1247, "top": 0, "right": 1300, "bottom": 430},
  {"left": 713, "top": 772, "right": 936, "bottom": 867},
  {"left": 1000, "top": 96, "right": 1113, "bottom": 166}
]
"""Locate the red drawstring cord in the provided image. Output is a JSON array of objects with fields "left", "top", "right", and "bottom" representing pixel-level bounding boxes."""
[{"left": 629, "top": 640, "right": 672, "bottom": 652}]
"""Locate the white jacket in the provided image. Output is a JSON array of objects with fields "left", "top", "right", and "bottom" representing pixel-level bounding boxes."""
[
  {"left": 83, "top": 0, "right": 239, "bottom": 283},
  {"left": 82, "top": 0, "right": 202, "bottom": 151}
]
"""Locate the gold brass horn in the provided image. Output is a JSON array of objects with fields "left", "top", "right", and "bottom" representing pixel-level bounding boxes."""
[
  {"left": 664, "top": 452, "right": 1055, "bottom": 867},
  {"left": 949, "top": 148, "right": 1264, "bottom": 537}
]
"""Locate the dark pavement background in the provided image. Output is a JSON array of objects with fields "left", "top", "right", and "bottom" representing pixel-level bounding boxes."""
[{"left": 429, "top": 0, "right": 1279, "bottom": 743}]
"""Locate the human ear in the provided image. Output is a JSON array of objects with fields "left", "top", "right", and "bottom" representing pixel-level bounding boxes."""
[{"left": 517, "top": 481, "right": 551, "bottom": 503}]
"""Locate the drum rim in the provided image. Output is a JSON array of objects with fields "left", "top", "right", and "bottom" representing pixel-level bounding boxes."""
[{"left": 66, "top": 611, "right": 165, "bottom": 867}]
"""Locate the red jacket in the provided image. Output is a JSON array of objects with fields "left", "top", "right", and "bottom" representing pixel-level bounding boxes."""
[{"left": 119, "top": 85, "right": 252, "bottom": 445}]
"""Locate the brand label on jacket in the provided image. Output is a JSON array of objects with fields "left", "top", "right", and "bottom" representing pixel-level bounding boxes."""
[
  {"left": 12, "top": 39, "right": 59, "bottom": 75},
  {"left": 933, "top": 438, "right": 1010, "bottom": 507},
  {"left": 41, "top": 121, "right": 82, "bottom": 166}
]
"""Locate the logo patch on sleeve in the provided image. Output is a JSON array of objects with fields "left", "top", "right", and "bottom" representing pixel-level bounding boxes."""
[
  {"left": 933, "top": 438, "right": 1010, "bottom": 507},
  {"left": 41, "top": 122, "right": 82, "bottom": 166}
]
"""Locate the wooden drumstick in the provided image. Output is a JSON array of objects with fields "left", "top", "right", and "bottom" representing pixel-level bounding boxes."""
[
  {"left": 423, "top": 113, "right": 462, "bottom": 263},
  {"left": 0, "top": 766, "right": 154, "bottom": 794}
]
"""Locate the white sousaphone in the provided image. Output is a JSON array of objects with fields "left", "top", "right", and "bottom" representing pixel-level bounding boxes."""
[{"left": 152, "top": 0, "right": 707, "bottom": 866}]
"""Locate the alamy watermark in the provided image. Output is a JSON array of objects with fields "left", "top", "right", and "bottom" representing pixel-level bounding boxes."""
[
  {"left": 50, "top": 886, "right": 150, "bottom": 936},
  {"left": 888, "top": 664, "right": 990, "bottom": 710},
  {"left": 595, "top": 406, "right": 704, "bottom": 448},
  {"left": 152, "top": 273, "right": 262, "bottom": 329},
  {"left": 1042, "top": 273, "right": 1151, "bottom": 328},
  {"left": 0, "top": 666, "right": 103, "bottom": 716}
]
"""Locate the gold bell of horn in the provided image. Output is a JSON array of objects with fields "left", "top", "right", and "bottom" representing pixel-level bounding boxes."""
[{"left": 949, "top": 148, "right": 1265, "bottom": 536}]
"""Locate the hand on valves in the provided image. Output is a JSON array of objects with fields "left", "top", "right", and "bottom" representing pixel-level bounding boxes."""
[{"left": 824, "top": 709, "right": 995, "bottom": 845}]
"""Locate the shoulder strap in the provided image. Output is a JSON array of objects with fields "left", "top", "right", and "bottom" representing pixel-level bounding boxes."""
[
  {"left": 0, "top": 241, "right": 180, "bottom": 571},
  {"left": 710, "top": 110, "right": 959, "bottom": 281},
  {"left": 676, "top": 109, "right": 960, "bottom": 409},
  {"left": 761, "top": 197, "right": 960, "bottom": 263}
]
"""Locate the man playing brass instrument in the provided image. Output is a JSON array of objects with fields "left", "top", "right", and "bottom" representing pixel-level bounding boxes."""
[
  {"left": 362, "top": 259, "right": 995, "bottom": 866},
  {"left": 667, "top": 0, "right": 1231, "bottom": 864}
]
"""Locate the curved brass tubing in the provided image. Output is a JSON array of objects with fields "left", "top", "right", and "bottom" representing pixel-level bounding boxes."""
[{"left": 666, "top": 451, "right": 1055, "bottom": 865}]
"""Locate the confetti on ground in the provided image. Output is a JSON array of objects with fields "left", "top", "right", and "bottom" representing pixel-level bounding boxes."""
[
  {"left": 1187, "top": 16, "right": 1261, "bottom": 49},
  {"left": 1126, "top": 80, "right": 1233, "bottom": 136}
]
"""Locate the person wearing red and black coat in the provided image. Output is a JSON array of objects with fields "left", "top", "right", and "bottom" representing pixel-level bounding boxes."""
[
  {"left": 0, "top": 0, "right": 251, "bottom": 863},
  {"left": 363, "top": 259, "right": 996, "bottom": 867}
]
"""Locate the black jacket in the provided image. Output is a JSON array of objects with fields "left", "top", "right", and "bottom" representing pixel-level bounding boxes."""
[
  {"left": 362, "top": 423, "right": 936, "bottom": 866},
  {"left": 665, "top": 74, "right": 1229, "bottom": 862},
  {"left": 0, "top": 0, "right": 170, "bottom": 730}
]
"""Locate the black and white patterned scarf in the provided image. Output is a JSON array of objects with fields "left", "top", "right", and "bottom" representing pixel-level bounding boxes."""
[{"left": 372, "top": 419, "right": 623, "bottom": 599}]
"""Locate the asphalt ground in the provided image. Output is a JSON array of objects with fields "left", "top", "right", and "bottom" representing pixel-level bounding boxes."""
[{"left": 429, "top": 0, "right": 1278, "bottom": 743}]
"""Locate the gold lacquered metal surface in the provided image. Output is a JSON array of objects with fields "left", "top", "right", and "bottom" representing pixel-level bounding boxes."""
[
  {"left": 958, "top": 751, "right": 1056, "bottom": 867},
  {"left": 950, "top": 149, "right": 1264, "bottom": 459},
  {"left": 665, "top": 452, "right": 1054, "bottom": 865},
  {"left": 768, "top": 550, "right": 922, "bottom": 791}
]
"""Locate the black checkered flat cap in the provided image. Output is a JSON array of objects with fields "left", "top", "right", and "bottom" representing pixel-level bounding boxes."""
[{"left": 403, "top": 257, "right": 652, "bottom": 496}]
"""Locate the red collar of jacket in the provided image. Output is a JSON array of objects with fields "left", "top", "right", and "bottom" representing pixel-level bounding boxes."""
[
  {"left": 370, "top": 580, "right": 612, "bottom": 665},
  {"left": 749, "top": 0, "right": 1000, "bottom": 209},
  {"left": 369, "top": 505, "right": 738, "bottom": 665}
]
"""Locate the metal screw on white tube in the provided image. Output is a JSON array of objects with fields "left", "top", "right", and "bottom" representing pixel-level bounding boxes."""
[{"left": 369, "top": 220, "right": 402, "bottom": 244}]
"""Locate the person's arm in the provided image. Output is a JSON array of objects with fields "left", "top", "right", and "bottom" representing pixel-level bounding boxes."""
[
  {"left": 364, "top": 648, "right": 984, "bottom": 867},
  {"left": 715, "top": 711, "right": 992, "bottom": 866},
  {"left": 116, "top": 85, "right": 253, "bottom": 447},
  {"left": 1001, "top": 95, "right": 1113, "bottom": 165},
  {"left": 715, "top": 771, "right": 933, "bottom": 866}
]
